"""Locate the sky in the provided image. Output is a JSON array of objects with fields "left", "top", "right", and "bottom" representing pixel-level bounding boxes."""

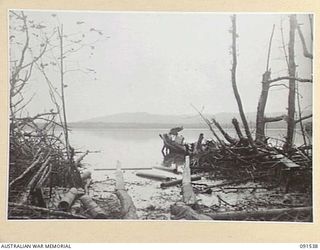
[{"left": 9, "top": 11, "right": 313, "bottom": 122}]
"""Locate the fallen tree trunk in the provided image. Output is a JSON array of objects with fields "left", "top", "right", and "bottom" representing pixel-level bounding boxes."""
[
  {"left": 182, "top": 156, "right": 196, "bottom": 205},
  {"left": 136, "top": 171, "right": 173, "bottom": 181},
  {"left": 205, "top": 206, "right": 312, "bottom": 221},
  {"left": 80, "top": 194, "right": 107, "bottom": 219},
  {"left": 170, "top": 202, "right": 212, "bottom": 220},
  {"left": 58, "top": 187, "right": 78, "bottom": 211},
  {"left": 160, "top": 175, "right": 202, "bottom": 188},
  {"left": 115, "top": 161, "right": 138, "bottom": 219}
]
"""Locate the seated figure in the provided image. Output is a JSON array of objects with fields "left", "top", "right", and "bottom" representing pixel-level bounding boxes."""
[{"left": 175, "top": 134, "right": 184, "bottom": 145}]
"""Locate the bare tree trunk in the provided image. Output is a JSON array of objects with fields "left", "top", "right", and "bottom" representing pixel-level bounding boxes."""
[
  {"left": 230, "top": 15, "right": 256, "bottom": 150},
  {"left": 58, "top": 24, "right": 70, "bottom": 161},
  {"left": 256, "top": 71, "right": 271, "bottom": 142},
  {"left": 232, "top": 118, "right": 244, "bottom": 140},
  {"left": 256, "top": 25, "right": 275, "bottom": 143},
  {"left": 285, "top": 15, "right": 297, "bottom": 151}
]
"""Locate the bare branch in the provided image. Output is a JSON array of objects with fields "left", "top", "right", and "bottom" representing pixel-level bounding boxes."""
[
  {"left": 16, "top": 11, "right": 29, "bottom": 70},
  {"left": 11, "top": 112, "right": 59, "bottom": 122},
  {"left": 295, "top": 114, "right": 312, "bottom": 124},
  {"left": 269, "top": 83, "right": 289, "bottom": 89},
  {"left": 190, "top": 104, "right": 223, "bottom": 146},
  {"left": 12, "top": 93, "right": 36, "bottom": 115},
  {"left": 18, "top": 41, "right": 48, "bottom": 72},
  {"left": 265, "top": 76, "right": 312, "bottom": 84}
]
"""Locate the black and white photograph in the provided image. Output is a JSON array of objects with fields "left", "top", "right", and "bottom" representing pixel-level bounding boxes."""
[{"left": 8, "top": 10, "right": 313, "bottom": 221}]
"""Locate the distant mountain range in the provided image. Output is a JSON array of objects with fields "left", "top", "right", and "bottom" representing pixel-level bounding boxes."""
[{"left": 69, "top": 111, "right": 312, "bottom": 129}]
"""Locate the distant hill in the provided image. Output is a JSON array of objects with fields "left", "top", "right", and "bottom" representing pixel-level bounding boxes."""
[
  {"left": 81, "top": 112, "right": 202, "bottom": 124},
  {"left": 69, "top": 111, "right": 312, "bottom": 129}
]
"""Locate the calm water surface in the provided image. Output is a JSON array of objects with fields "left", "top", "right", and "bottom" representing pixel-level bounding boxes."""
[{"left": 69, "top": 127, "right": 304, "bottom": 179}]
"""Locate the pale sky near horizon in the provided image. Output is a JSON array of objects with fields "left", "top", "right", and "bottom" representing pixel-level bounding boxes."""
[{"left": 10, "top": 11, "right": 313, "bottom": 122}]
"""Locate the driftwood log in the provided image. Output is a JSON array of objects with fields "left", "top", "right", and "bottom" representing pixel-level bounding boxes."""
[
  {"left": 58, "top": 187, "right": 78, "bottom": 211},
  {"left": 136, "top": 171, "right": 173, "bottom": 181},
  {"left": 115, "top": 161, "right": 138, "bottom": 219}
]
